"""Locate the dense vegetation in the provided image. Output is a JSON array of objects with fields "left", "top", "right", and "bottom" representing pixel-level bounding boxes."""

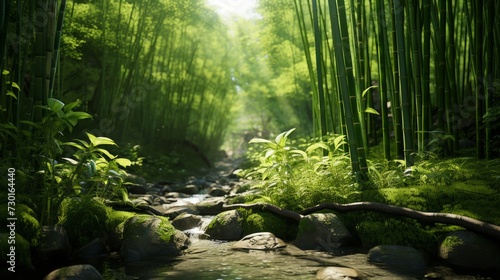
[{"left": 0, "top": 0, "right": 499, "bottom": 262}]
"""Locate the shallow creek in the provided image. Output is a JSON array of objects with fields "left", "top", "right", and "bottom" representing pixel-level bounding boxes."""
[{"left": 100, "top": 216, "right": 497, "bottom": 280}]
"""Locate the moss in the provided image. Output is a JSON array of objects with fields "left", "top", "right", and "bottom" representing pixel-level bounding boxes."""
[
  {"left": 240, "top": 209, "right": 298, "bottom": 240},
  {"left": 107, "top": 210, "right": 136, "bottom": 230},
  {"left": 57, "top": 198, "right": 111, "bottom": 248},
  {"left": 441, "top": 235, "right": 464, "bottom": 248},
  {"left": 156, "top": 216, "right": 175, "bottom": 243}
]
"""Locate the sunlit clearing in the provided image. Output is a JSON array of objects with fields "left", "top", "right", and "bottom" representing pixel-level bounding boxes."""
[{"left": 206, "top": 0, "right": 259, "bottom": 19}]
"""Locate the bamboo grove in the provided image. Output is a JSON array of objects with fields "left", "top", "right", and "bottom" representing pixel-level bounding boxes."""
[
  {"left": 270, "top": 0, "right": 500, "bottom": 176},
  {"left": 0, "top": 0, "right": 238, "bottom": 164}
]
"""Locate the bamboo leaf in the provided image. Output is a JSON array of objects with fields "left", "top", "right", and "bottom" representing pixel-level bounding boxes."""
[
  {"left": 11, "top": 82, "right": 20, "bottom": 91},
  {"left": 6, "top": 91, "right": 17, "bottom": 99},
  {"left": 362, "top": 85, "right": 378, "bottom": 97},
  {"left": 2, "top": 70, "right": 9, "bottom": 75},
  {"left": 365, "top": 107, "right": 380, "bottom": 115}
]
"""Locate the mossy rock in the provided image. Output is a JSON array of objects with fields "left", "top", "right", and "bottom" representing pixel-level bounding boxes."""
[
  {"left": 0, "top": 233, "right": 32, "bottom": 270},
  {"left": 121, "top": 215, "right": 190, "bottom": 261},
  {"left": 356, "top": 218, "right": 437, "bottom": 254},
  {"left": 57, "top": 198, "right": 111, "bottom": 248},
  {"left": 205, "top": 210, "right": 244, "bottom": 240},
  {"left": 241, "top": 210, "right": 297, "bottom": 240}
]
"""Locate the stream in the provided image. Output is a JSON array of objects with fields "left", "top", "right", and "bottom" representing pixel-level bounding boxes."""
[{"left": 96, "top": 160, "right": 498, "bottom": 279}]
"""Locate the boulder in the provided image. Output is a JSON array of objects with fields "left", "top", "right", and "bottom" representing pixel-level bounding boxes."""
[
  {"left": 163, "top": 205, "right": 200, "bottom": 219},
  {"left": 205, "top": 210, "right": 243, "bottom": 240},
  {"left": 43, "top": 264, "right": 103, "bottom": 280},
  {"left": 438, "top": 230, "right": 500, "bottom": 270},
  {"left": 232, "top": 232, "right": 286, "bottom": 250},
  {"left": 171, "top": 213, "right": 202, "bottom": 231},
  {"left": 367, "top": 245, "right": 427, "bottom": 277},
  {"left": 195, "top": 196, "right": 226, "bottom": 215},
  {"left": 294, "top": 213, "right": 351, "bottom": 251},
  {"left": 120, "top": 215, "right": 190, "bottom": 261},
  {"left": 208, "top": 187, "right": 229, "bottom": 197},
  {"left": 175, "top": 184, "right": 199, "bottom": 195},
  {"left": 316, "top": 267, "right": 361, "bottom": 280},
  {"left": 37, "top": 225, "right": 71, "bottom": 265}
]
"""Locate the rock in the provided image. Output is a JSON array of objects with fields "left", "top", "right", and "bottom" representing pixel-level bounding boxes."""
[
  {"left": 294, "top": 213, "right": 351, "bottom": 251},
  {"left": 196, "top": 196, "right": 226, "bottom": 215},
  {"left": 75, "top": 237, "right": 108, "bottom": 260},
  {"left": 208, "top": 187, "right": 228, "bottom": 197},
  {"left": 43, "top": 264, "right": 103, "bottom": 280},
  {"left": 120, "top": 215, "right": 190, "bottom": 261},
  {"left": 205, "top": 210, "right": 243, "bottom": 240},
  {"left": 122, "top": 173, "right": 147, "bottom": 186},
  {"left": 367, "top": 245, "right": 427, "bottom": 277},
  {"left": 438, "top": 230, "right": 500, "bottom": 270},
  {"left": 124, "top": 183, "right": 147, "bottom": 194},
  {"left": 163, "top": 205, "right": 200, "bottom": 219},
  {"left": 232, "top": 232, "right": 286, "bottom": 250},
  {"left": 172, "top": 213, "right": 202, "bottom": 231},
  {"left": 316, "top": 267, "right": 361, "bottom": 280},
  {"left": 176, "top": 184, "right": 199, "bottom": 195},
  {"left": 37, "top": 225, "right": 71, "bottom": 266}
]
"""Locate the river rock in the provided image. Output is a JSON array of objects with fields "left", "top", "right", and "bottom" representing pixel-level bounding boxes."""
[
  {"left": 37, "top": 225, "right": 71, "bottom": 266},
  {"left": 316, "top": 267, "right": 361, "bottom": 280},
  {"left": 176, "top": 184, "right": 199, "bottom": 194},
  {"left": 120, "top": 215, "right": 190, "bottom": 261},
  {"left": 294, "top": 213, "right": 351, "bottom": 251},
  {"left": 367, "top": 245, "right": 427, "bottom": 277},
  {"left": 208, "top": 186, "right": 229, "bottom": 197},
  {"left": 205, "top": 210, "right": 243, "bottom": 240},
  {"left": 43, "top": 264, "right": 103, "bottom": 280},
  {"left": 196, "top": 196, "right": 226, "bottom": 215},
  {"left": 163, "top": 205, "right": 200, "bottom": 219},
  {"left": 438, "top": 230, "right": 500, "bottom": 270},
  {"left": 75, "top": 237, "right": 108, "bottom": 260},
  {"left": 232, "top": 232, "right": 286, "bottom": 250},
  {"left": 172, "top": 213, "right": 202, "bottom": 231}
]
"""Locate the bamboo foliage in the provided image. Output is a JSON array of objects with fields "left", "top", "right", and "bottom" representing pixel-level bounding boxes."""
[{"left": 286, "top": 0, "right": 500, "bottom": 168}]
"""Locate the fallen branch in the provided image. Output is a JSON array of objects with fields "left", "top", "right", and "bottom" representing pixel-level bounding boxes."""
[{"left": 223, "top": 201, "right": 500, "bottom": 240}]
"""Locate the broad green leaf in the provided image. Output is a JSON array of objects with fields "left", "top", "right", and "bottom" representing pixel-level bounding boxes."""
[
  {"left": 365, "top": 107, "right": 380, "bottom": 115},
  {"left": 86, "top": 132, "right": 116, "bottom": 147},
  {"left": 96, "top": 147, "right": 116, "bottom": 159},
  {"left": 116, "top": 158, "right": 132, "bottom": 168},
  {"left": 264, "top": 149, "right": 275, "bottom": 159},
  {"left": 291, "top": 149, "right": 308, "bottom": 161},
  {"left": 306, "top": 142, "right": 330, "bottom": 154},
  {"left": 249, "top": 138, "right": 271, "bottom": 144},
  {"left": 362, "top": 85, "right": 378, "bottom": 97},
  {"left": 47, "top": 98, "right": 65, "bottom": 112},
  {"left": 60, "top": 141, "right": 85, "bottom": 150},
  {"left": 2, "top": 70, "right": 9, "bottom": 75},
  {"left": 65, "top": 111, "right": 92, "bottom": 126},
  {"left": 63, "top": 100, "right": 82, "bottom": 112}
]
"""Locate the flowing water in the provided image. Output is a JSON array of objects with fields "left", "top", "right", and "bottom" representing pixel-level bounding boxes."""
[{"left": 100, "top": 216, "right": 498, "bottom": 280}]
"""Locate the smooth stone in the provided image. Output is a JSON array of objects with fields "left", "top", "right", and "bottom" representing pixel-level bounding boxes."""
[
  {"left": 316, "top": 267, "right": 361, "bottom": 280},
  {"left": 232, "top": 232, "right": 286, "bottom": 250}
]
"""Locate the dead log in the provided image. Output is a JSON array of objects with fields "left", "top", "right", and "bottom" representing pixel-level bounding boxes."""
[{"left": 223, "top": 202, "right": 500, "bottom": 240}]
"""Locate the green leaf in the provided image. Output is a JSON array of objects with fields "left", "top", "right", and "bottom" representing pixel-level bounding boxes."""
[
  {"left": 60, "top": 141, "right": 85, "bottom": 150},
  {"left": 63, "top": 100, "right": 82, "bottom": 112},
  {"left": 11, "top": 82, "right": 20, "bottom": 91},
  {"left": 86, "top": 132, "right": 116, "bottom": 147},
  {"left": 62, "top": 157, "right": 79, "bottom": 165},
  {"left": 96, "top": 148, "right": 116, "bottom": 159},
  {"left": 6, "top": 91, "right": 17, "bottom": 100},
  {"left": 291, "top": 149, "right": 308, "bottom": 161},
  {"left": 362, "top": 85, "right": 378, "bottom": 97},
  {"left": 115, "top": 158, "right": 132, "bottom": 168},
  {"left": 47, "top": 98, "right": 65, "bottom": 112},
  {"left": 333, "top": 135, "right": 346, "bottom": 151},
  {"left": 365, "top": 107, "right": 380, "bottom": 115},
  {"left": 249, "top": 138, "right": 271, "bottom": 144},
  {"left": 65, "top": 111, "right": 92, "bottom": 126},
  {"left": 2, "top": 70, "right": 9, "bottom": 75},
  {"left": 306, "top": 142, "right": 330, "bottom": 154}
]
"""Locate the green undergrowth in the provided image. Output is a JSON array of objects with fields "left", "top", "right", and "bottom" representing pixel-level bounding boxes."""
[
  {"left": 237, "top": 131, "right": 500, "bottom": 252},
  {"left": 57, "top": 198, "right": 136, "bottom": 248}
]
